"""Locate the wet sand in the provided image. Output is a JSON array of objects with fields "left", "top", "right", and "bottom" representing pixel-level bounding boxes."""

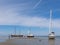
[
  {"left": 0, "top": 37, "right": 60, "bottom": 45},
  {"left": 0, "top": 38, "right": 42, "bottom": 45}
]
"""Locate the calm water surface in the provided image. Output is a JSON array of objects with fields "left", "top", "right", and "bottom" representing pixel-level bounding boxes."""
[{"left": 0, "top": 36, "right": 60, "bottom": 45}]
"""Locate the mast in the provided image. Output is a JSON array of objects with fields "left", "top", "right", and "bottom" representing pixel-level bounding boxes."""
[
  {"left": 49, "top": 9, "right": 52, "bottom": 33},
  {"left": 14, "top": 26, "right": 16, "bottom": 35},
  {"left": 28, "top": 27, "right": 30, "bottom": 35},
  {"left": 28, "top": 27, "right": 31, "bottom": 35}
]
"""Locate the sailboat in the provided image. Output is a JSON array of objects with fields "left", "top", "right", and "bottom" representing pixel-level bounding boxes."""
[
  {"left": 27, "top": 33, "right": 34, "bottom": 38},
  {"left": 27, "top": 29, "right": 34, "bottom": 38},
  {"left": 11, "top": 26, "right": 23, "bottom": 37},
  {"left": 48, "top": 10, "right": 55, "bottom": 39}
]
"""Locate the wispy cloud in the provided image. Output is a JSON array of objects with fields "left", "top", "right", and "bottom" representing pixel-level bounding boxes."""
[
  {"left": 33, "top": 0, "right": 42, "bottom": 9},
  {"left": 0, "top": 6, "right": 60, "bottom": 29},
  {"left": 0, "top": 0, "right": 60, "bottom": 29}
]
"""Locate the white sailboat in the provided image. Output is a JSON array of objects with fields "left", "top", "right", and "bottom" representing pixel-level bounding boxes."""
[
  {"left": 48, "top": 10, "right": 55, "bottom": 39},
  {"left": 11, "top": 26, "right": 23, "bottom": 37},
  {"left": 27, "top": 29, "right": 34, "bottom": 38}
]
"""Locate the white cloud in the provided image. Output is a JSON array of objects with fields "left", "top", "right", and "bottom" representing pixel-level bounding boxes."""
[
  {"left": 0, "top": 3, "right": 60, "bottom": 29},
  {"left": 0, "top": 7, "right": 49, "bottom": 27}
]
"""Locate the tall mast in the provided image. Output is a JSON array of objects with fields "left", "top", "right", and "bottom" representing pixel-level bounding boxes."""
[
  {"left": 28, "top": 27, "right": 31, "bottom": 35},
  {"left": 15, "top": 26, "right": 16, "bottom": 35},
  {"left": 49, "top": 9, "right": 52, "bottom": 33}
]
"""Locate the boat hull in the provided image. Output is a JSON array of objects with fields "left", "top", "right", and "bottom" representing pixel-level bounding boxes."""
[
  {"left": 49, "top": 32, "right": 55, "bottom": 39},
  {"left": 49, "top": 36, "right": 55, "bottom": 39},
  {"left": 27, "top": 36, "right": 34, "bottom": 38},
  {"left": 11, "top": 35, "right": 23, "bottom": 37}
]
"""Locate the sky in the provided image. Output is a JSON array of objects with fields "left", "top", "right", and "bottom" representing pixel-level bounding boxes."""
[{"left": 0, "top": 0, "right": 60, "bottom": 36}]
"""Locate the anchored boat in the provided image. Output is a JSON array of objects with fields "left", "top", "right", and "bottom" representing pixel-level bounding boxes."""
[
  {"left": 49, "top": 32, "right": 55, "bottom": 39},
  {"left": 10, "top": 26, "right": 23, "bottom": 38},
  {"left": 27, "top": 33, "right": 34, "bottom": 38},
  {"left": 27, "top": 30, "right": 34, "bottom": 38},
  {"left": 48, "top": 10, "right": 55, "bottom": 39}
]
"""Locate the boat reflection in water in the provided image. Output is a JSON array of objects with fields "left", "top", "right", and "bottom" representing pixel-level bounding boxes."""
[{"left": 48, "top": 39, "right": 55, "bottom": 45}]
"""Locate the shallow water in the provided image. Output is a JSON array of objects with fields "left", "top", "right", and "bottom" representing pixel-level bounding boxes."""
[{"left": 0, "top": 36, "right": 60, "bottom": 45}]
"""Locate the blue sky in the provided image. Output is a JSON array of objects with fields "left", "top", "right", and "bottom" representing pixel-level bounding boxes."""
[{"left": 0, "top": 0, "right": 60, "bottom": 36}]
